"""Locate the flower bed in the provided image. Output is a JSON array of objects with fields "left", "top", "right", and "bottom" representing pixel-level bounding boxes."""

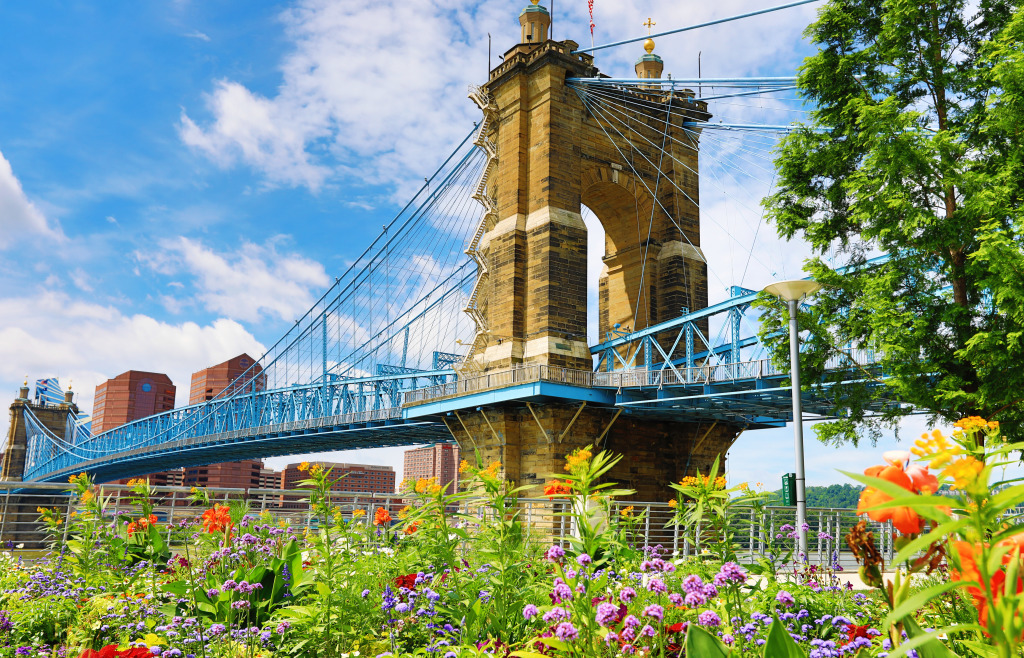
[{"left": 0, "top": 419, "right": 1019, "bottom": 657}]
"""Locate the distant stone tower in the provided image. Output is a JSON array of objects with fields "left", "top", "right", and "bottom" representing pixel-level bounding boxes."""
[
  {"left": 2, "top": 381, "right": 79, "bottom": 481},
  {"left": 447, "top": 5, "right": 739, "bottom": 501}
]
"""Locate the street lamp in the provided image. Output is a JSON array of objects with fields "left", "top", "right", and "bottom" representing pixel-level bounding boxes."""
[{"left": 763, "top": 279, "right": 821, "bottom": 560}]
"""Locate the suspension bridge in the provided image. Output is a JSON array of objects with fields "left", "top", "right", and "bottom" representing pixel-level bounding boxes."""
[{"left": 6, "top": 0, "right": 900, "bottom": 496}]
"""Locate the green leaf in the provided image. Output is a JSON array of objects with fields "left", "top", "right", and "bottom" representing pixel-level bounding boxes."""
[
  {"left": 685, "top": 625, "right": 731, "bottom": 657},
  {"left": 883, "top": 580, "right": 961, "bottom": 629},
  {"left": 885, "top": 619, "right": 969, "bottom": 658},
  {"left": 763, "top": 614, "right": 806, "bottom": 658},
  {"left": 958, "top": 640, "right": 999, "bottom": 658},
  {"left": 892, "top": 518, "right": 969, "bottom": 565}
]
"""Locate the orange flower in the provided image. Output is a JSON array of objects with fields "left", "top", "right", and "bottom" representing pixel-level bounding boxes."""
[
  {"left": 856, "top": 451, "right": 939, "bottom": 534},
  {"left": 951, "top": 534, "right": 1024, "bottom": 634},
  {"left": 202, "top": 504, "right": 232, "bottom": 534},
  {"left": 126, "top": 521, "right": 139, "bottom": 537},
  {"left": 374, "top": 507, "right": 392, "bottom": 526},
  {"left": 404, "top": 521, "right": 420, "bottom": 535},
  {"left": 544, "top": 479, "right": 573, "bottom": 498}
]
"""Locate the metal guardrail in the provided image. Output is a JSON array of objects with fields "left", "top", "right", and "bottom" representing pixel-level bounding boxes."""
[
  {"left": 0, "top": 481, "right": 890, "bottom": 569},
  {"left": 405, "top": 351, "right": 880, "bottom": 406}
]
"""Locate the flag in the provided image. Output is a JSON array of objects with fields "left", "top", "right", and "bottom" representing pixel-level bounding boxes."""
[{"left": 588, "top": 0, "right": 595, "bottom": 36}]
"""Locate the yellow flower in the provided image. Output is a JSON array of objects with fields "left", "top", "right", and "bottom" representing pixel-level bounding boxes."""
[
  {"left": 713, "top": 476, "right": 727, "bottom": 490},
  {"left": 459, "top": 459, "right": 471, "bottom": 474},
  {"left": 190, "top": 486, "right": 199, "bottom": 494},
  {"left": 36, "top": 506, "right": 47, "bottom": 514},
  {"left": 279, "top": 519, "right": 290, "bottom": 527},
  {"left": 80, "top": 490, "right": 94, "bottom": 503},
  {"left": 310, "top": 463, "right": 323, "bottom": 475},
  {"left": 352, "top": 509, "right": 366, "bottom": 518},
  {"left": 620, "top": 505, "right": 634, "bottom": 517},
  {"left": 565, "top": 447, "right": 593, "bottom": 474},
  {"left": 127, "top": 478, "right": 145, "bottom": 487},
  {"left": 298, "top": 461, "right": 310, "bottom": 472},
  {"left": 739, "top": 482, "right": 750, "bottom": 492},
  {"left": 954, "top": 416, "right": 989, "bottom": 433},
  {"left": 912, "top": 429, "right": 961, "bottom": 469},
  {"left": 943, "top": 456, "right": 985, "bottom": 491},
  {"left": 398, "top": 505, "right": 411, "bottom": 520},
  {"left": 668, "top": 499, "right": 678, "bottom": 508},
  {"left": 415, "top": 477, "right": 441, "bottom": 494}
]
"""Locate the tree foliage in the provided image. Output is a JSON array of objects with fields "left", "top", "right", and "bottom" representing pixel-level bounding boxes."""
[{"left": 761, "top": 0, "right": 1024, "bottom": 445}]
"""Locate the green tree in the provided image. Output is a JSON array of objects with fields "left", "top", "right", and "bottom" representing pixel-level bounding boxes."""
[{"left": 761, "top": 0, "right": 1024, "bottom": 445}]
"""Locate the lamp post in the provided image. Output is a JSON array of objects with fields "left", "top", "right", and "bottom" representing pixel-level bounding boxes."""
[{"left": 763, "top": 279, "right": 821, "bottom": 559}]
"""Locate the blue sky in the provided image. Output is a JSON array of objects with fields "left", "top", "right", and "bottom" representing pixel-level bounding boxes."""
[{"left": 0, "top": 0, "right": 950, "bottom": 489}]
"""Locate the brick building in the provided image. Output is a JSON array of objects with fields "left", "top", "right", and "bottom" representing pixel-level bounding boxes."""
[
  {"left": 92, "top": 371, "right": 175, "bottom": 434},
  {"left": 403, "top": 444, "right": 460, "bottom": 494},
  {"left": 188, "top": 353, "right": 264, "bottom": 404},
  {"left": 280, "top": 462, "right": 395, "bottom": 493},
  {"left": 183, "top": 459, "right": 274, "bottom": 490}
]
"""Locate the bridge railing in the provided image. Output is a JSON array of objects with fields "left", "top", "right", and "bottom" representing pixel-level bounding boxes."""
[
  {"left": 405, "top": 350, "right": 881, "bottom": 406},
  {"left": 0, "top": 481, "right": 891, "bottom": 569}
]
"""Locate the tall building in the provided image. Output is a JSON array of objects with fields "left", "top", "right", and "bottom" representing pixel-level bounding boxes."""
[
  {"left": 403, "top": 444, "right": 460, "bottom": 494},
  {"left": 281, "top": 462, "right": 396, "bottom": 493},
  {"left": 189, "top": 353, "right": 264, "bottom": 405},
  {"left": 183, "top": 460, "right": 269, "bottom": 490},
  {"left": 92, "top": 371, "right": 176, "bottom": 434}
]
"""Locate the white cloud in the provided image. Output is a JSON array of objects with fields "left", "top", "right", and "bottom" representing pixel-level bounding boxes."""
[
  {"left": 0, "top": 149, "right": 63, "bottom": 248},
  {"left": 178, "top": 0, "right": 505, "bottom": 192},
  {"left": 184, "top": 30, "right": 211, "bottom": 42},
  {"left": 140, "top": 237, "right": 331, "bottom": 323},
  {"left": 0, "top": 291, "right": 266, "bottom": 442}
]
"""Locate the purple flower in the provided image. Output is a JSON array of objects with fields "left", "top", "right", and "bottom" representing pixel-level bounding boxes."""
[
  {"left": 222, "top": 579, "right": 237, "bottom": 591},
  {"left": 702, "top": 583, "right": 718, "bottom": 598},
  {"left": 619, "top": 586, "right": 637, "bottom": 603},
  {"left": 717, "top": 562, "right": 746, "bottom": 584},
  {"left": 576, "top": 554, "right": 592, "bottom": 566},
  {"left": 668, "top": 593, "right": 684, "bottom": 606},
  {"left": 554, "top": 622, "right": 578, "bottom": 641},
  {"left": 209, "top": 624, "right": 226, "bottom": 635},
  {"left": 276, "top": 621, "right": 291, "bottom": 634},
  {"left": 523, "top": 604, "right": 539, "bottom": 620},
  {"left": 684, "top": 591, "right": 707, "bottom": 607},
  {"left": 542, "top": 607, "right": 571, "bottom": 623},
  {"left": 544, "top": 545, "right": 565, "bottom": 562},
  {"left": 206, "top": 588, "right": 220, "bottom": 598},
  {"left": 681, "top": 574, "right": 705, "bottom": 594},
  {"left": 698, "top": 610, "right": 721, "bottom": 627},
  {"left": 776, "top": 590, "right": 795, "bottom": 608},
  {"left": 647, "top": 578, "right": 667, "bottom": 593},
  {"left": 231, "top": 600, "right": 250, "bottom": 609},
  {"left": 640, "top": 624, "right": 656, "bottom": 637},
  {"left": 395, "top": 602, "right": 410, "bottom": 613},
  {"left": 595, "top": 602, "right": 619, "bottom": 627},
  {"left": 361, "top": 589, "right": 370, "bottom": 598},
  {"left": 624, "top": 614, "right": 640, "bottom": 629},
  {"left": 551, "top": 582, "right": 573, "bottom": 603},
  {"left": 643, "top": 604, "right": 664, "bottom": 621}
]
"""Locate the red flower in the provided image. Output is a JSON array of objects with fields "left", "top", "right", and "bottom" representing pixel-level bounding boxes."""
[
  {"left": 844, "top": 623, "right": 872, "bottom": 645},
  {"left": 666, "top": 622, "right": 685, "bottom": 634},
  {"left": 374, "top": 507, "right": 392, "bottom": 526},
  {"left": 79, "top": 646, "right": 119, "bottom": 658},
  {"left": 856, "top": 451, "right": 940, "bottom": 534},
  {"left": 202, "top": 504, "right": 232, "bottom": 534},
  {"left": 394, "top": 573, "right": 417, "bottom": 590},
  {"left": 544, "top": 480, "right": 573, "bottom": 498},
  {"left": 951, "top": 534, "right": 1024, "bottom": 635}
]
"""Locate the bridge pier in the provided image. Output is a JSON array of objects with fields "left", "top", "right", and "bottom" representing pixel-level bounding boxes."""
[{"left": 451, "top": 404, "right": 740, "bottom": 502}]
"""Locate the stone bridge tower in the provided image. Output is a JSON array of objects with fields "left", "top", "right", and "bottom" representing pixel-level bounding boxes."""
[
  {"left": 2, "top": 382, "right": 79, "bottom": 481},
  {"left": 440, "top": 3, "right": 742, "bottom": 502},
  {"left": 463, "top": 3, "right": 709, "bottom": 373}
]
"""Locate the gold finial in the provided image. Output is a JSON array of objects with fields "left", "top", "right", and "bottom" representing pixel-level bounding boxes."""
[
  {"left": 531, "top": 0, "right": 539, "bottom": 4},
  {"left": 643, "top": 18, "right": 656, "bottom": 53}
]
